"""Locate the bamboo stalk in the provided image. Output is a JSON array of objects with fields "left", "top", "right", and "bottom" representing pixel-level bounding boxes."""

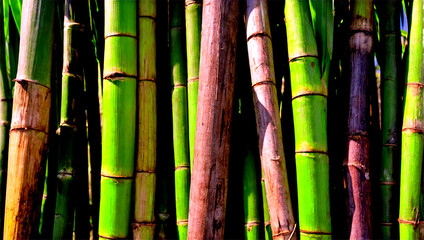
[
  {"left": 170, "top": 1, "right": 190, "bottom": 239},
  {"left": 185, "top": 0, "right": 201, "bottom": 173},
  {"left": 245, "top": 0, "right": 296, "bottom": 239},
  {"left": 98, "top": 0, "right": 137, "bottom": 238},
  {"left": 3, "top": 0, "right": 55, "bottom": 239},
  {"left": 377, "top": 0, "right": 401, "bottom": 238},
  {"left": 261, "top": 171, "right": 272, "bottom": 240},
  {"left": 399, "top": 0, "right": 424, "bottom": 238},
  {"left": 133, "top": 0, "right": 157, "bottom": 239},
  {"left": 187, "top": 0, "right": 240, "bottom": 238},
  {"left": 0, "top": 0, "right": 11, "bottom": 236},
  {"left": 345, "top": 0, "right": 374, "bottom": 238}
]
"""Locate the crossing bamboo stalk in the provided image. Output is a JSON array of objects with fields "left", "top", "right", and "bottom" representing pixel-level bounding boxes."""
[
  {"left": 98, "top": 0, "right": 137, "bottom": 238},
  {"left": 3, "top": 0, "right": 55, "bottom": 238},
  {"left": 399, "top": 0, "right": 424, "bottom": 238},
  {"left": 246, "top": 0, "right": 296, "bottom": 239},
  {"left": 187, "top": 0, "right": 240, "bottom": 238},
  {"left": 133, "top": 0, "right": 157, "bottom": 239}
]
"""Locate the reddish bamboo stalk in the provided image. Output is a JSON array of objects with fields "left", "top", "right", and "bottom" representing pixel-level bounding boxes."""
[{"left": 187, "top": 0, "right": 240, "bottom": 239}]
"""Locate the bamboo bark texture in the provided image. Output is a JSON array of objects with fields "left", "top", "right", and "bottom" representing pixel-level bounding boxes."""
[
  {"left": 185, "top": 0, "right": 201, "bottom": 173},
  {"left": 345, "top": 0, "right": 374, "bottom": 238},
  {"left": 99, "top": 0, "right": 137, "bottom": 238},
  {"left": 245, "top": 0, "right": 296, "bottom": 239},
  {"left": 134, "top": 0, "right": 157, "bottom": 239},
  {"left": 285, "top": 0, "right": 331, "bottom": 238},
  {"left": 3, "top": 0, "right": 54, "bottom": 239},
  {"left": 170, "top": 1, "right": 190, "bottom": 239},
  {"left": 399, "top": 0, "right": 424, "bottom": 238},
  {"left": 187, "top": 0, "right": 240, "bottom": 239}
]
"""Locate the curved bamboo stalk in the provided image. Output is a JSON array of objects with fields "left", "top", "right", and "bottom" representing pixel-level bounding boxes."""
[
  {"left": 98, "top": 0, "right": 137, "bottom": 238},
  {"left": 187, "top": 0, "right": 240, "bottom": 238},
  {"left": 3, "top": 0, "right": 55, "bottom": 239},
  {"left": 345, "top": 0, "right": 374, "bottom": 238},
  {"left": 133, "top": 0, "right": 157, "bottom": 239},
  {"left": 399, "top": 0, "right": 423, "bottom": 238},
  {"left": 285, "top": 0, "right": 332, "bottom": 238},
  {"left": 245, "top": 0, "right": 296, "bottom": 239}
]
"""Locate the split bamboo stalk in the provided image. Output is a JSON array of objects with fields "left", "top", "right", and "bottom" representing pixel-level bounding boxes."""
[
  {"left": 52, "top": 0, "right": 86, "bottom": 237},
  {"left": 187, "top": 0, "right": 240, "bottom": 238},
  {"left": 285, "top": 0, "right": 332, "bottom": 239},
  {"left": 345, "top": 0, "right": 374, "bottom": 238},
  {"left": 134, "top": 0, "right": 157, "bottom": 239},
  {"left": 3, "top": 0, "right": 55, "bottom": 239},
  {"left": 245, "top": 0, "right": 296, "bottom": 239},
  {"left": 377, "top": 0, "right": 401, "bottom": 238},
  {"left": 170, "top": 1, "right": 190, "bottom": 239},
  {"left": 98, "top": 0, "right": 137, "bottom": 238},
  {"left": 185, "top": 0, "right": 201, "bottom": 173},
  {"left": 0, "top": 0, "right": 11, "bottom": 236},
  {"left": 399, "top": 0, "right": 424, "bottom": 238}
]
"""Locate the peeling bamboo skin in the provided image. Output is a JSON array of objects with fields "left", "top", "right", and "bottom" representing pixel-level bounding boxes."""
[
  {"left": 345, "top": 0, "right": 374, "bottom": 238},
  {"left": 134, "top": 0, "right": 157, "bottom": 239},
  {"left": 377, "top": 0, "right": 401, "bottom": 238},
  {"left": 187, "top": 0, "right": 239, "bottom": 239},
  {"left": 399, "top": 0, "right": 424, "bottom": 237},
  {"left": 246, "top": 0, "right": 296, "bottom": 239},
  {"left": 185, "top": 0, "right": 201, "bottom": 173},
  {"left": 3, "top": 0, "right": 54, "bottom": 238},
  {"left": 285, "top": 0, "right": 331, "bottom": 239},
  {"left": 99, "top": 0, "right": 137, "bottom": 238}
]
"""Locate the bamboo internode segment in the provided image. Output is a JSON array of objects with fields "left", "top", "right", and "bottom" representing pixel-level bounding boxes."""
[
  {"left": 3, "top": 0, "right": 54, "bottom": 239},
  {"left": 399, "top": 1, "right": 424, "bottom": 238},
  {"left": 187, "top": 0, "right": 239, "bottom": 238},
  {"left": 245, "top": 0, "right": 296, "bottom": 239},
  {"left": 134, "top": 0, "right": 157, "bottom": 239}
]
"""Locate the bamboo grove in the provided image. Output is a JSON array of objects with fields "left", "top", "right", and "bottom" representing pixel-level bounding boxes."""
[{"left": 0, "top": 0, "right": 423, "bottom": 239}]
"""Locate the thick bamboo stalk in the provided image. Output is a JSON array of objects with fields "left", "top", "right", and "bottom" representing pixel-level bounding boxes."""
[
  {"left": 0, "top": 0, "right": 11, "bottom": 236},
  {"left": 133, "top": 0, "right": 157, "bottom": 239},
  {"left": 345, "top": 0, "right": 374, "bottom": 238},
  {"left": 285, "top": 0, "right": 331, "bottom": 239},
  {"left": 187, "top": 0, "right": 240, "bottom": 238},
  {"left": 245, "top": 0, "right": 296, "bottom": 239},
  {"left": 98, "top": 0, "right": 137, "bottom": 238},
  {"left": 399, "top": 0, "right": 424, "bottom": 238},
  {"left": 185, "top": 0, "right": 201, "bottom": 173},
  {"left": 170, "top": 1, "right": 190, "bottom": 239},
  {"left": 3, "top": 0, "right": 54, "bottom": 239},
  {"left": 377, "top": 0, "right": 401, "bottom": 238}
]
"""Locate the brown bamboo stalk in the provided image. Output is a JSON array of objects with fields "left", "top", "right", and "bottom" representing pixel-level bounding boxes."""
[
  {"left": 245, "top": 0, "right": 296, "bottom": 239},
  {"left": 187, "top": 0, "right": 240, "bottom": 239}
]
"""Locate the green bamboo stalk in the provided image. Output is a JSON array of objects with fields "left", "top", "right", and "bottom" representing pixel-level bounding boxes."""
[
  {"left": 134, "top": 0, "right": 157, "bottom": 239},
  {"left": 285, "top": 0, "right": 331, "bottom": 239},
  {"left": 98, "top": 0, "right": 137, "bottom": 238},
  {"left": 242, "top": 147, "right": 260, "bottom": 240},
  {"left": 261, "top": 171, "right": 272, "bottom": 240},
  {"left": 170, "top": 2, "right": 190, "bottom": 238},
  {"left": 377, "top": 0, "right": 401, "bottom": 238},
  {"left": 3, "top": 0, "right": 55, "bottom": 239},
  {"left": 185, "top": 0, "right": 201, "bottom": 174},
  {"left": 0, "top": 0, "right": 11, "bottom": 237},
  {"left": 399, "top": 0, "right": 424, "bottom": 238}
]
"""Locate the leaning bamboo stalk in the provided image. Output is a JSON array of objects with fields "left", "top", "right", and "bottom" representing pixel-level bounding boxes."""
[
  {"left": 134, "top": 0, "right": 157, "bottom": 239},
  {"left": 345, "top": 0, "right": 374, "bottom": 238},
  {"left": 399, "top": 0, "right": 424, "bottom": 238},
  {"left": 98, "top": 0, "right": 137, "bottom": 238},
  {"left": 3, "top": 0, "right": 55, "bottom": 239},
  {"left": 285, "top": 0, "right": 332, "bottom": 239},
  {"left": 185, "top": 0, "right": 201, "bottom": 173},
  {"left": 378, "top": 0, "right": 401, "bottom": 238},
  {"left": 245, "top": 0, "right": 296, "bottom": 239},
  {"left": 170, "top": 1, "right": 190, "bottom": 239},
  {"left": 187, "top": 0, "right": 240, "bottom": 238}
]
